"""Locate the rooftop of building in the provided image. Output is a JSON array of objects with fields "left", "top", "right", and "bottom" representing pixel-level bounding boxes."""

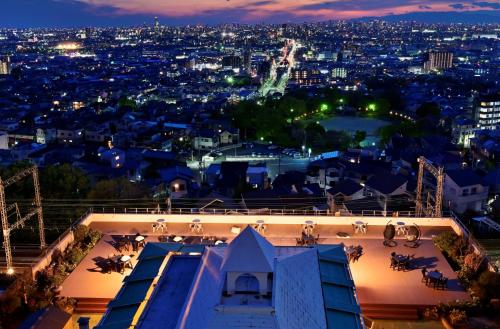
[{"left": 57, "top": 213, "right": 469, "bottom": 328}]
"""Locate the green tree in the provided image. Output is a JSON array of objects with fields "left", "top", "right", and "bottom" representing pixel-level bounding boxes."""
[
  {"left": 354, "top": 130, "right": 367, "bottom": 146},
  {"left": 416, "top": 102, "right": 440, "bottom": 118},
  {"left": 118, "top": 97, "right": 137, "bottom": 111},
  {"left": 40, "top": 164, "right": 90, "bottom": 199},
  {"left": 231, "top": 100, "right": 258, "bottom": 140},
  {"left": 471, "top": 271, "right": 500, "bottom": 303},
  {"left": 324, "top": 130, "right": 353, "bottom": 151},
  {"left": 87, "top": 177, "right": 151, "bottom": 200},
  {"left": 278, "top": 96, "right": 307, "bottom": 118}
]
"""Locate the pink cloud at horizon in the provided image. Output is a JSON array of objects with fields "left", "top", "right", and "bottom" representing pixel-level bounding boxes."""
[{"left": 73, "top": 0, "right": 500, "bottom": 22}]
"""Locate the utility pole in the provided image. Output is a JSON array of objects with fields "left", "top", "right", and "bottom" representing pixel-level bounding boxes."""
[
  {"left": 415, "top": 156, "right": 444, "bottom": 218},
  {"left": 0, "top": 166, "right": 45, "bottom": 273},
  {"left": 0, "top": 177, "right": 12, "bottom": 273}
]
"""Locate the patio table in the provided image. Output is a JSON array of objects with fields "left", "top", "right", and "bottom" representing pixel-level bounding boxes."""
[
  {"left": 353, "top": 221, "right": 367, "bottom": 234},
  {"left": 303, "top": 221, "right": 315, "bottom": 236},
  {"left": 393, "top": 254, "right": 408, "bottom": 262},
  {"left": 428, "top": 271, "right": 442, "bottom": 280},
  {"left": 120, "top": 255, "right": 131, "bottom": 262},
  {"left": 396, "top": 222, "right": 407, "bottom": 235}
]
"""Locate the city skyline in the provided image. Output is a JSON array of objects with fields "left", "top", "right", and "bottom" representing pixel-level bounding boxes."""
[{"left": 1, "top": 0, "right": 499, "bottom": 27}]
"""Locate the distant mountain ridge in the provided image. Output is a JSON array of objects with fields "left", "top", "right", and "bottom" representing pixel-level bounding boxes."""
[{"left": 354, "top": 10, "right": 500, "bottom": 24}]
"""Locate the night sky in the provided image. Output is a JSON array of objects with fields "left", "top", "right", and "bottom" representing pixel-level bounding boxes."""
[{"left": 1, "top": 0, "right": 499, "bottom": 27}]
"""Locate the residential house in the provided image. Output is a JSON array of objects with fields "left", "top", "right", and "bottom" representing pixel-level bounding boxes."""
[
  {"left": 84, "top": 130, "right": 108, "bottom": 143},
  {"left": 246, "top": 165, "right": 269, "bottom": 189},
  {"left": 326, "top": 179, "right": 364, "bottom": 202},
  {"left": 205, "top": 163, "right": 221, "bottom": 186},
  {"left": 56, "top": 128, "right": 83, "bottom": 144},
  {"left": 365, "top": 172, "right": 408, "bottom": 198},
  {"left": 306, "top": 159, "right": 343, "bottom": 189},
  {"left": 157, "top": 166, "right": 195, "bottom": 199},
  {"left": 0, "top": 132, "right": 8, "bottom": 149},
  {"left": 452, "top": 118, "right": 476, "bottom": 147},
  {"left": 193, "top": 129, "right": 219, "bottom": 151},
  {"left": 483, "top": 168, "right": 500, "bottom": 194},
  {"left": 217, "top": 161, "right": 249, "bottom": 197},
  {"left": 98, "top": 146, "right": 126, "bottom": 168},
  {"left": 444, "top": 169, "right": 489, "bottom": 213},
  {"left": 219, "top": 128, "right": 239, "bottom": 145}
]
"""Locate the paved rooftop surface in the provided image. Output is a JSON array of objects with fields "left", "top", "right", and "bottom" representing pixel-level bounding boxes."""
[
  {"left": 60, "top": 235, "right": 140, "bottom": 299},
  {"left": 62, "top": 220, "right": 468, "bottom": 308}
]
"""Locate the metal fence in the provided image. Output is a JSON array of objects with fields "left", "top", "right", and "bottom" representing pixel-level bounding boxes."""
[
  {"left": 450, "top": 211, "right": 497, "bottom": 272},
  {"left": 86, "top": 206, "right": 456, "bottom": 218}
]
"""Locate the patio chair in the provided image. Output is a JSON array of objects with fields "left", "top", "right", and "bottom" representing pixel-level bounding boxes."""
[
  {"left": 390, "top": 257, "right": 398, "bottom": 269},
  {"left": 383, "top": 221, "right": 397, "bottom": 247},
  {"left": 124, "top": 260, "right": 133, "bottom": 270},
  {"left": 404, "top": 224, "right": 421, "bottom": 248},
  {"left": 101, "top": 261, "right": 112, "bottom": 274},
  {"left": 437, "top": 277, "right": 448, "bottom": 290},
  {"left": 117, "top": 262, "right": 125, "bottom": 274},
  {"left": 430, "top": 276, "right": 441, "bottom": 288},
  {"left": 397, "top": 258, "right": 407, "bottom": 271},
  {"left": 350, "top": 246, "right": 363, "bottom": 262},
  {"left": 421, "top": 268, "right": 429, "bottom": 284}
]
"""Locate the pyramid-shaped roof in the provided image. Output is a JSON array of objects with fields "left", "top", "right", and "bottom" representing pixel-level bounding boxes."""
[{"left": 221, "top": 226, "right": 275, "bottom": 273}]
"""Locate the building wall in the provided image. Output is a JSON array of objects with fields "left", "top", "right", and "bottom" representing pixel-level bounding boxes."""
[
  {"left": 193, "top": 137, "right": 218, "bottom": 150},
  {"left": 170, "top": 178, "right": 189, "bottom": 199},
  {"left": 443, "top": 177, "right": 489, "bottom": 213},
  {"left": 476, "top": 99, "right": 500, "bottom": 130},
  {"left": 219, "top": 132, "right": 234, "bottom": 144},
  {"left": 0, "top": 132, "right": 8, "bottom": 149}
]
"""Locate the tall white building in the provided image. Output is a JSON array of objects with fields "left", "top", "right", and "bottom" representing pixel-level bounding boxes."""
[
  {"left": 423, "top": 51, "right": 453, "bottom": 72},
  {"left": 0, "top": 56, "right": 11, "bottom": 75},
  {"left": 475, "top": 95, "right": 500, "bottom": 130}
]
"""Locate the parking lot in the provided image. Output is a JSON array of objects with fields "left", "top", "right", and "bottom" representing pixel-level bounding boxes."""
[{"left": 188, "top": 143, "right": 312, "bottom": 179}]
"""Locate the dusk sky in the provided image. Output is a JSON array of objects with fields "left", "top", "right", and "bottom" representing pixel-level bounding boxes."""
[{"left": 1, "top": 0, "right": 499, "bottom": 27}]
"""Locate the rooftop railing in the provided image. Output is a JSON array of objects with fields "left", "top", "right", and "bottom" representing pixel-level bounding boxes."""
[{"left": 87, "top": 206, "right": 452, "bottom": 218}]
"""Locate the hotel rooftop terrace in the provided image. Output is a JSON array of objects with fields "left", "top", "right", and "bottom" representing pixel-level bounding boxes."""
[{"left": 55, "top": 212, "right": 471, "bottom": 326}]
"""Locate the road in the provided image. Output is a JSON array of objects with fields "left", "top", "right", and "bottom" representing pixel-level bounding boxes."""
[{"left": 187, "top": 144, "right": 311, "bottom": 181}]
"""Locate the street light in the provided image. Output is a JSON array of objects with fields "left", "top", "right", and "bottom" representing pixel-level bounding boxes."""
[{"left": 308, "top": 148, "right": 312, "bottom": 158}]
